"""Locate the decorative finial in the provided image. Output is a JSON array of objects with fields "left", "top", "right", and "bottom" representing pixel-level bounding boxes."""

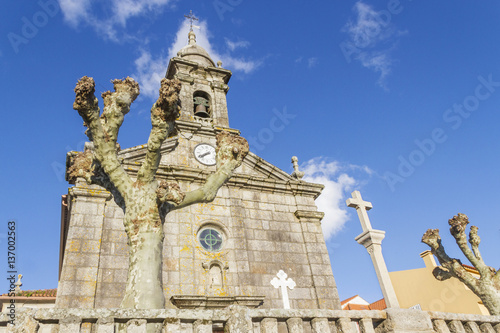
[
  {"left": 217, "top": 61, "right": 222, "bottom": 68},
  {"left": 188, "top": 30, "right": 196, "bottom": 45},
  {"left": 14, "top": 274, "right": 22, "bottom": 293},
  {"left": 184, "top": 10, "right": 199, "bottom": 32},
  {"left": 291, "top": 156, "right": 304, "bottom": 180}
]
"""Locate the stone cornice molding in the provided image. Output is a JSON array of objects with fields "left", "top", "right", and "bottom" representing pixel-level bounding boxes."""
[
  {"left": 355, "top": 229, "right": 386, "bottom": 249},
  {"left": 118, "top": 137, "right": 179, "bottom": 162},
  {"left": 120, "top": 162, "right": 324, "bottom": 198},
  {"left": 167, "top": 57, "right": 232, "bottom": 84},
  {"left": 294, "top": 210, "right": 325, "bottom": 222},
  {"left": 69, "top": 183, "right": 111, "bottom": 200},
  {"left": 170, "top": 295, "right": 264, "bottom": 309}
]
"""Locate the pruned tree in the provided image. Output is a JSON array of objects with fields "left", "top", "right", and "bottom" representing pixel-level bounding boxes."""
[
  {"left": 68, "top": 76, "right": 249, "bottom": 309},
  {"left": 422, "top": 213, "right": 500, "bottom": 315}
]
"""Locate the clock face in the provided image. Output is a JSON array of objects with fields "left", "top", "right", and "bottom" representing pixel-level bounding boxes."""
[{"left": 193, "top": 144, "right": 216, "bottom": 166}]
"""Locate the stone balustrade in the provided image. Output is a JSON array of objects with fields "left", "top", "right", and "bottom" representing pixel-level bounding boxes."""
[
  {"left": 0, "top": 306, "right": 498, "bottom": 332},
  {"left": 429, "top": 311, "right": 500, "bottom": 333}
]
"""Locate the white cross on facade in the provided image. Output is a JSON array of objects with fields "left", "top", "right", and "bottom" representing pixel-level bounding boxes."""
[
  {"left": 346, "top": 190, "right": 373, "bottom": 232},
  {"left": 271, "top": 270, "right": 296, "bottom": 309}
]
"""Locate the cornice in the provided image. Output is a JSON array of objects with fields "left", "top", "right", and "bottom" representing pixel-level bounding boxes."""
[{"left": 121, "top": 163, "right": 324, "bottom": 198}]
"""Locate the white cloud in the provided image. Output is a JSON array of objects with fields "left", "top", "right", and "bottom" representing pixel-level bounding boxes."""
[
  {"left": 358, "top": 52, "right": 392, "bottom": 89},
  {"left": 294, "top": 56, "right": 318, "bottom": 69},
  {"left": 342, "top": 1, "right": 406, "bottom": 89},
  {"left": 301, "top": 157, "right": 373, "bottom": 240},
  {"left": 58, "top": 0, "right": 173, "bottom": 41},
  {"left": 133, "top": 50, "right": 170, "bottom": 99},
  {"left": 135, "top": 19, "right": 261, "bottom": 99},
  {"left": 307, "top": 57, "right": 318, "bottom": 68},
  {"left": 59, "top": 0, "right": 91, "bottom": 27},
  {"left": 168, "top": 20, "right": 261, "bottom": 73},
  {"left": 344, "top": 2, "right": 392, "bottom": 49},
  {"left": 225, "top": 38, "right": 250, "bottom": 51}
]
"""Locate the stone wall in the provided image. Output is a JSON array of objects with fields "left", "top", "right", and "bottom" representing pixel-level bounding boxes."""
[{"left": 57, "top": 158, "right": 340, "bottom": 310}]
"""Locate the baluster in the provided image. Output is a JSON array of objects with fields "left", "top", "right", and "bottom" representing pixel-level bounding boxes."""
[
  {"left": 448, "top": 320, "right": 466, "bottom": 333},
  {"left": 59, "top": 316, "right": 82, "bottom": 333},
  {"left": 38, "top": 323, "right": 59, "bottom": 333},
  {"left": 125, "top": 319, "right": 147, "bottom": 333},
  {"left": 193, "top": 320, "right": 212, "bottom": 333},
  {"left": 359, "top": 318, "right": 376, "bottom": 333},
  {"left": 311, "top": 318, "right": 329, "bottom": 333},
  {"left": 336, "top": 318, "right": 356, "bottom": 333},
  {"left": 433, "top": 319, "right": 451, "bottom": 333},
  {"left": 261, "top": 318, "right": 278, "bottom": 333},
  {"left": 163, "top": 318, "right": 181, "bottom": 333},
  {"left": 96, "top": 317, "right": 114, "bottom": 333},
  {"left": 463, "top": 321, "right": 480, "bottom": 333},
  {"left": 286, "top": 318, "right": 303, "bottom": 333},
  {"left": 479, "top": 323, "right": 495, "bottom": 333}
]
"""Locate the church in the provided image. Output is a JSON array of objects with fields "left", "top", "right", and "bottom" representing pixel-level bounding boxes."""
[
  {"left": 3, "top": 19, "right": 499, "bottom": 333},
  {"left": 56, "top": 27, "right": 341, "bottom": 311}
]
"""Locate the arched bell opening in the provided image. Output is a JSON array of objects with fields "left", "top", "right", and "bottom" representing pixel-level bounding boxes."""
[{"left": 193, "top": 91, "right": 211, "bottom": 118}]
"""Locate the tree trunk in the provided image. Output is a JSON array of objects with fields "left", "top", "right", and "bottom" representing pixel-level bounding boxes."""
[
  {"left": 120, "top": 226, "right": 164, "bottom": 309},
  {"left": 479, "top": 285, "right": 500, "bottom": 315}
]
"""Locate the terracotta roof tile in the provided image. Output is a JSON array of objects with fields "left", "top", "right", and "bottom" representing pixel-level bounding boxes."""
[
  {"left": 345, "top": 303, "right": 370, "bottom": 310},
  {"left": 340, "top": 295, "right": 359, "bottom": 305},
  {"left": 369, "top": 298, "right": 386, "bottom": 310},
  {"left": 2, "top": 289, "right": 57, "bottom": 297}
]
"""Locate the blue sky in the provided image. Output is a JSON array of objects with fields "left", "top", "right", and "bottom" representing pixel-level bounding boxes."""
[{"left": 1, "top": 0, "right": 499, "bottom": 304}]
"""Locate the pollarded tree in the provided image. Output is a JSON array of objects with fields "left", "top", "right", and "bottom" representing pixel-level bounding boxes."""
[
  {"left": 68, "top": 76, "right": 248, "bottom": 309},
  {"left": 422, "top": 213, "right": 500, "bottom": 315}
]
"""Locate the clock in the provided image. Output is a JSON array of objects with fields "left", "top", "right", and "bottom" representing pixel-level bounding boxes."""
[{"left": 193, "top": 143, "right": 216, "bottom": 165}]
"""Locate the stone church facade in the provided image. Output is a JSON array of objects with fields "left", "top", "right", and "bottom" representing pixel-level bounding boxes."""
[{"left": 56, "top": 30, "right": 340, "bottom": 311}]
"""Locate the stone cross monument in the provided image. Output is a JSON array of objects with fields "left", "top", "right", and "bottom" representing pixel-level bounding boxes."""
[
  {"left": 346, "top": 191, "right": 400, "bottom": 308},
  {"left": 271, "top": 270, "right": 296, "bottom": 309}
]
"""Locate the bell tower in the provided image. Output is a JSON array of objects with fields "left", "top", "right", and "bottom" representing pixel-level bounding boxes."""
[{"left": 166, "top": 30, "right": 232, "bottom": 129}]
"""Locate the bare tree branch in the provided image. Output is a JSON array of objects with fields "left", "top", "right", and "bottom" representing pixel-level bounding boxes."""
[
  {"left": 422, "top": 228, "right": 479, "bottom": 291},
  {"left": 73, "top": 76, "right": 133, "bottom": 196},
  {"left": 432, "top": 267, "right": 453, "bottom": 281},
  {"left": 137, "top": 78, "right": 181, "bottom": 184},
  {"left": 170, "top": 131, "right": 248, "bottom": 210},
  {"left": 449, "top": 214, "right": 490, "bottom": 277},
  {"left": 469, "top": 225, "right": 483, "bottom": 262},
  {"left": 100, "top": 77, "right": 139, "bottom": 144},
  {"left": 422, "top": 214, "right": 500, "bottom": 315}
]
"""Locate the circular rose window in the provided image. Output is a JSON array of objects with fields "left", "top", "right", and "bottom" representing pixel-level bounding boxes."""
[{"left": 198, "top": 228, "right": 223, "bottom": 252}]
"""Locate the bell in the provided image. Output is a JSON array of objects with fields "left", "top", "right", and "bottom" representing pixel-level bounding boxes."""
[
  {"left": 194, "top": 103, "right": 210, "bottom": 118},
  {"left": 193, "top": 96, "right": 210, "bottom": 118}
]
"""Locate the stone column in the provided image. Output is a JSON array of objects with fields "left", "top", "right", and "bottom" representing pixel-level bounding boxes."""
[
  {"left": 355, "top": 230, "right": 399, "bottom": 308},
  {"left": 347, "top": 191, "right": 399, "bottom": 308},
  {"left": 56, "top": 180, "right": 111, "bottom": 308}
]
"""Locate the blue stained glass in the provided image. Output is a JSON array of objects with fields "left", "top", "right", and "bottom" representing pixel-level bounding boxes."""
[{"left": 199, "top": 228, "right": 223, "bottom": 252}]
